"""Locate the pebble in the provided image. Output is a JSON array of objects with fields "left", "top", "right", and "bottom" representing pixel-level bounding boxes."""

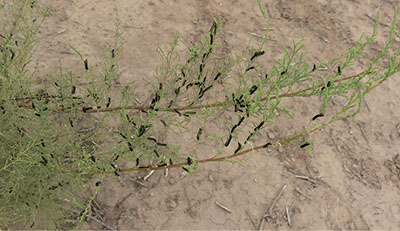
[
  {"left": 396, "top": 123, "right": 400, "bottom": 135},
  {"left": 294, "top": 187, "right": 302, "bottom": 196},
  {"left": 168, "top": 200, "right": 177, "bottom": 209},
  {"left": 168, "top": 178, "right": 176, "bottom": 185},
  {"left": 208, "top": 174, "right": 215, "bottom": 182},
  {"left": 268, "top": 132, "right": 276, "bottom": 140}
]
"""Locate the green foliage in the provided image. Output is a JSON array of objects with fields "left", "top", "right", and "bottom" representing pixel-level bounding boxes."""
[{"left": 1, "top": 0, "right": 400, "bottom": 229}]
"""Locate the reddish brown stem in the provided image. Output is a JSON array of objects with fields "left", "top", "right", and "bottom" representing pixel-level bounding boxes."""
[
  {"left": 13, "top": 69, "right": 372, "bottom": 113},
  {"left": 114, "top": 192, "right": 133, "bottom": 208}
]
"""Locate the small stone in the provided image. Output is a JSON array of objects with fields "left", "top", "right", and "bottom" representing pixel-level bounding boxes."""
[
  {"left": 268, "top": 132, "right": 275, "bottom": 140},
  {"left": 166, "top": 198, "right": 178, "bottom": 210},
  {"left": 168, "top": 178, "right": 176, "bottom": 185},
  {"left": 294, "top": 188, "right": 302, "bottom": 196},
  {"left": 396, "top": 123, "right": 400, "bottom": 135},
  {"left": 169, "top": 200, "right": 177, "bottom": 209},
  {"left": 345, "top": 222, "right": 355, "bottom": 230},
  {"left": 311, "top": 167, "right": 319, "bottom": 174},
  {"left": 208, "top": 174, "right": 215, "bottom": 182},
  {"left": 254, "top": 179, "right": 258, "bottom": 183}
]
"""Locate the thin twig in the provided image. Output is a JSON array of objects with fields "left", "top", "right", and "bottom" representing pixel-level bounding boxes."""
[
  {"left": 258, "top": 218, "right": 265, "bottom": 231},
  {"left": 215, "top": 201, "right": 232, "bottom": 213},
  {"left": 286, "top": 206, "right": 291, "bottom": 227},
  {"left": 91, "top": 199, "right": 104, "bottom": 221},
  {"left": 114, "top": 192, "right": 133, "bottom": 208},
  {"left": 143, "top": 170, "right": 155, "bottom": 181},
  {"left": 86, "top": 214, "right": 116, "bottom": 231},
  {"left": 285, "top": 166, "right": 325, "bottom": 185},
  {"left": 69, "top": 209, "right": 116, "bottom": 231},
  {"left": 246, "top": 210, "right": 258, "bottom": 230},
  {"left": 131, "top": 178, "right": 148, "bottom": 187},
  {"left": 78, "top": 127, "right": 96, "bottom": 133},
  {"left": 357, "top": 122, "right": 370, "bottom": 146},
  {"left": 61, "top": 80, "right": 98, "bottom": 88},
  {"left": 250, "top": 32, "right": 263, "bottom": 38},
  {"left": 365, "top": 13, "right": 389, "bottom": 28},
  {"left": 343, "top": 165, "right": 368, "bottom": 186},
  {"left": 294, "top": 175, "right": 321, "bottom": 185},
  {"left": 132, "top": 96, "right": 142, "bottom": 104},
  {"left": 258, "top": 184, "right": 287, "bottom": 230},
  {"left": 265, "top": 4, "right": 273, "bottom": 19},
  {"left": 264, "top": 185, "right": 287, "bottom": 218},
  {"left": 364, "top": 98, "right": 371, "bottom": 112}
]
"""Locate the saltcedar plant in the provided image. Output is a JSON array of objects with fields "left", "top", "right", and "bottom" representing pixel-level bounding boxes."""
[{"left": 1, "top": 0, "right": 399, "bottom": 229}]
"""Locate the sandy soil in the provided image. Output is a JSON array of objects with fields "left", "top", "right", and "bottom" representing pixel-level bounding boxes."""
[{"left": 34, "top": 0, "right": 400, "bottom": 229}]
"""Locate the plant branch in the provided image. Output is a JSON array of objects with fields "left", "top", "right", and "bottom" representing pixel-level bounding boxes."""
[
  {"left": 11, "top": 68, "right": 381, "bottom": 113},
  {"left": 87, "top": 68, "right": 392, "bottom": 175}
]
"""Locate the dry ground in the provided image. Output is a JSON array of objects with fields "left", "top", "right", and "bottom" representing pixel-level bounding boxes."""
[{"left": 34, "top": 0, "right": 400, "bottom": 229}]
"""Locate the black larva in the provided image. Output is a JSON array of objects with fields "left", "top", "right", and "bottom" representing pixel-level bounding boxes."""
[
  {"left": 234, "top": 143, "right": 242, "bottom": 154},
  {"left": 245, "top": 66, "right": 255, "bottom": 72},
  {"left": 250, "top": 50, "right": 265, "bottom": 61},
  {"left": 300, "top": 142, "right": 310, "bottom": 148},
  {"left": 311, "top": 64, "right": 316, "bottom": 72},
  {"left": 249, "top": 85, "right": 258, "bottom": 95},
  {"left": 196, "top": 128, "right": 203, "bottom": 140},
  {"left": 224, "top": 134, "right": 232, "bottom": 147},
  {"left": 312, "top": 113, "right": 324, "bottom": 121},
  {"left": 263, "top": 142, "right": 272, "bottom": 148},
  {"left": 254, "top": 121, "right": 264, "bottom": 131},
  {"left": 106, "top": 97, "right": 111, "bottom": 108},
  {"left": 82, "top": 106, "right": 92, "bottom": 113},
  {"left": 84, "top": 59, "right": 88, "bottom": 71},
  {"left": 214, "top": 72, "right": 221, "bottom": 81}
]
